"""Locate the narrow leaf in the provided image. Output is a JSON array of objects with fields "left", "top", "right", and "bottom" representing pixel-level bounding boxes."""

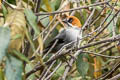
[
  {"left": 5, "top": 55, "right": 23, "bottom": 80},
  {"left": 24, "top": 9, "right": 43, "bottom": 52},
  {"left": 0, "top": 27, "right": 10, "bottom": 61},
  {"left": 24, "top": 9, "right": 40, "bottom": 35},
  {"left": 13, "top": 50, "right": 29, "bottom": 63},
  {"left": 2, "top": 4, "right": 8, "bottom": 17},
  {"left": 76, "top": 53, "right": 89, "bottom": 79}
]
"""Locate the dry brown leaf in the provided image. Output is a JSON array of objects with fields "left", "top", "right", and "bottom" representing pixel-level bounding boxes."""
[
  {"left": 94, "top": 57, "right": 102, "bottom": 78},
  {"left": 5, "top": 9, "right": 26, "bottom": 51}
]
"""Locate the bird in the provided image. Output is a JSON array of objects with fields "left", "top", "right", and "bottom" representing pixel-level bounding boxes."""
[{"left": 44, "top": 16, "right": 82, "bottom": 53}]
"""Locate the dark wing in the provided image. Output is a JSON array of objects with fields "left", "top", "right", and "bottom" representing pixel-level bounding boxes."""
[{"left": 44, "top": 29, "right": 66, "bottom": 53}]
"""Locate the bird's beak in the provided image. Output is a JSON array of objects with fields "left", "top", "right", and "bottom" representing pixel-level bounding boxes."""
[
  {"left": 62, "top": 19, "right": 72, "bottom": 28},
  {"left": 62, "top": 19, "right": 67, "bottom": 23}
]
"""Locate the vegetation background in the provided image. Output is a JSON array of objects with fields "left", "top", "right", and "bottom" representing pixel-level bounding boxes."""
[{"left": 0, "top": 0, "right": 120, "bottom": 80}]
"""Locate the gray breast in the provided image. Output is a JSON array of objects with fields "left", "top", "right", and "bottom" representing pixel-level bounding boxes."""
[{"left": 64, "top": 28, "right": 80, "bottom": 43}]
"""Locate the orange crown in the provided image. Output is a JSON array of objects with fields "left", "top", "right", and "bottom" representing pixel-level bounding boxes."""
[{"left": 67, "top": 16, "right": 82, "bottom": 28}]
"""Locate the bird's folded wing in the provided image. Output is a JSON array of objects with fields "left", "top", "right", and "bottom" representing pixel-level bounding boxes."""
[{"left": 44, "top": 29, "right": 66, "bottom": 53}]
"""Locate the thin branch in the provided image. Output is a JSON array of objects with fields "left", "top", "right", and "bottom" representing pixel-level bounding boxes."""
[
  {"left": 90, "top": 6, "right": 107, "bottom": 26},
  {"left": 43, "top": 39, "right": 58, "bottom": 59},
  {"left": 88, "top": 2, "right": 120, "bottom": 43},
  {"left": 39, "top": 60, "right": 56, "bottom": 80},
  {"left": 45, "top": 62, "right": 62, "bottom": 80},
  {"left": 82, "top": 8, "right": 96, "bottom": 30},
  {"left": 94, "top": 61, "right": 120, "bottom": 80},
  {"left": 34, "top": 0, "right": 41, "bottom": 13},
  {"left": 108, "top": 73, "right": 120, "bottom": 80},
  {"left": 62, "top": 50, "right": 82, "bottom": 80},
  {"left": 43, "top": 15, "right": 58, "bottom": 43},
  {"left": 35, "top": 1, "right": 110, "bottom": 16},
  {"left": 88, "top": 9, "right": 113, "bottom": 43},
  {"left": 26, "top": 34, "right": 120, "bottom": 78},
  {"left": 79, "top": 34, "right": 120, "bottom": 50},
  {"left": 82, "top": 49, "right": 120, "bottom": 59}
]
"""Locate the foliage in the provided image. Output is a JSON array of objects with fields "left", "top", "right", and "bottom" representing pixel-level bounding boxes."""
[{"left": 0, "top": 0, "right": 120, "bottom": 80}]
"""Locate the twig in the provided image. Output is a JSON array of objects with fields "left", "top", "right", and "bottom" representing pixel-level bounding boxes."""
[
  {"left": 43, "top": 39, "right": 58, "bottom": 59},
  {"left": 39, "top": 60, "right": 56, "bottom": 80},
  {"left": 96, "top": 42, "right": 111, "bottom": 50},
  {"left": 79, "top": 34, "right": 120, "bottom": 50},
  {"left": 26, "top": 34, "right": 120, "bottom": 78},
  {"left": 43, "top": 15, "right": 58, "bottom": 43},
  {"left": 82, "top": 49, "right": 120, "bottom": 59},
  {"left": 34, "top": 0, "right": 41, "bottom": 14},
  {"left": 108, "top": 73, "right": 120, "bottom": 80},
  {"left": 88, "top": 9, "right": 113, "bottom": 43},
  {"left": 45, "top": 62, "right": 62, "bottom": 80},
  {"left": 39, "top": 15, "right": 49, "bottom": 20},
  {"left": 26, "top": 48, "right": 66, "bottom": 78},
  {"left": 62, "top": 58, "right": 75, "bottom": 80},
  {"left": 82, "top": 8, "right": 96, "bottom": 30},
  {"left": 90, "top": 6, "right": 107, "bottom": 26},
  {"left": 62, "top": 50, "right": 82, "bottom": 80},
  {"left": 35, "top": 1, "right": 110, "bottom": 16},
  {"left": 30, "top": 16, "right": 58, "bottom": 59},
  {"left": 94, "top": 61, "right": 120, "bottom": 80},
  {"left": 97, "top": 45, "right": 115, "bottom": 55},
  {"left": 88, "top": 2, "right": 120, "bottom": 43}
]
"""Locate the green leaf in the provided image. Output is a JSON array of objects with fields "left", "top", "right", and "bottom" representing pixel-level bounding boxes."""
[
  {"left": 6, "top": 0, "right": 16, "bottom": 5},
  {"left": 39, "top": 15, "right": 49, "bottom": 27},
  {"left": 0, "top": 27, "right": 10, "bottom": 61},
  {"left": 12, "top": 50, "right": 29, "bottom": 63},
  {"left": 24, "top": 9, "right": 43, "bottom": 52},
  {"left": 2, "top": 4, "right": 8, "bottom": 17},
  {"left": 50, "top": 0, "right": 61, "bottom": 11},
  {"left": 24, "top": 9, "right": 40, "bottom": 35},
  {"left": 106, "top": 11, "right": 118, "bottom": 34},
  {"left": 76, "top": 53, "right": 89, "bottom": 79},
  {"left": 54, "top": 0, "right": 61, "bottom": 10},
  {"left": 25, "top": 63, "right": 35, "bottom": 79},
  {"left": 5, "top": 55, "right": 23, "bottom": 80},
  {"left": 91, "top": 0, "right": 96, "bottom": 3},
  {"left": 52, "top": 64, "right": 65, "bottom": 79}
]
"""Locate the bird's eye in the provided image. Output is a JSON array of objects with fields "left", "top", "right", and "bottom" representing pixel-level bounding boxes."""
[{"left": 68, "top": 18, "right": 73, "bottom": 23}]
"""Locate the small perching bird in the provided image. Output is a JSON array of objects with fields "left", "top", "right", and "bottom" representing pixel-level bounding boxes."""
[{"left": 44, "top": 16, "right": 82, "bottom": 53}]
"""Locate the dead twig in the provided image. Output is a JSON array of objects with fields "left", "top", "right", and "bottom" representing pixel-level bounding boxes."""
[{"left": 35, "top": 1, "right": 110, "bottom": 16}]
